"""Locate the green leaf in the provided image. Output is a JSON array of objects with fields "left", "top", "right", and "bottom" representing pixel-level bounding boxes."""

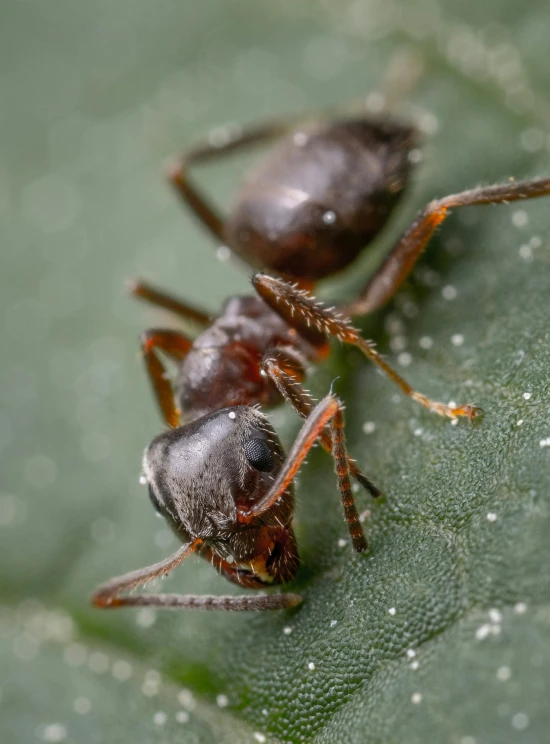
[{"left": 1, "top": 0, "right": 549, "bottom": 742}]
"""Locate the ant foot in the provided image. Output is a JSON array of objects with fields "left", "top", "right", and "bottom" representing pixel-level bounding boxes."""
[
  {"left": 450, "top": 404, "right": 484, "bottom": 422},
  {"left": 411, "top": 392, "right": 483, "bottom": 422},
  {"left": 163, "top": 157, "right": 184, "bottom": 185}
]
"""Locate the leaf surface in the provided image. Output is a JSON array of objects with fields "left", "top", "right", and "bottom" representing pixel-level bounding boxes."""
[{"left": 1, "top": 0, "right": 549, "bottom": 742}]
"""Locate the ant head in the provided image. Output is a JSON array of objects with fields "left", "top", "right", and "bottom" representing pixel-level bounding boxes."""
[{"left": 142, "top": 406, "right": 290, "bottom": 539}]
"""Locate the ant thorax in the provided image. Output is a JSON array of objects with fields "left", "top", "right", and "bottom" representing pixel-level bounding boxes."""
[{"left": 175, "top": 295, "right": 314, "bottom": 422}]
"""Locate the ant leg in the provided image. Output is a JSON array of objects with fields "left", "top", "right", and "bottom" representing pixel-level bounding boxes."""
[
  {"left": 140, "top": 328, "right": 193, "bottom": 427},
  {"left": 166, "top": 119, "right": 296, "bottom": 243},
  {"left": 239, "top": 394, "right": 368, "bottom": 553},
  {"left": 254, "top": 273, "right": 480, "bottom": 421},
  {"left": 99, "top": 593, "right": 302, "bottom": 610},
  {"left": 262, "top": 354, "right": 382, "bottom": 497},
  {"left": 340, "top": 176, "right": 550, "bottom": 317},
  {"left": 91, "top": 538, "right": 301, "bottom": 611},
  {"left": 129, "top": 279, "right": 211, "bottom": 327},
  {"left": 92, "top": 540, "right": 201, "bottom": 607}
]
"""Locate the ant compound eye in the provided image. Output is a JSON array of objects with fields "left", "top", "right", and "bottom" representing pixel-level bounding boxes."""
[{"left": 244, "top": 438, "right": 274, "bottom": 472}]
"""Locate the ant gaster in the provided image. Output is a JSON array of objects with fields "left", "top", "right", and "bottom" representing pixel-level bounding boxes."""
[{"left": 92, "top": 114, "right": 550, "bottom": 611}]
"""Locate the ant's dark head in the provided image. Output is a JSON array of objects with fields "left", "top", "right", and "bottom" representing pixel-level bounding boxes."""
[{"left": 141, "top": 406, "right": 288, "bottom": 537}]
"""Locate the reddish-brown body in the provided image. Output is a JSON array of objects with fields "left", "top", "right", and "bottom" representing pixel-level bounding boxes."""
[
  {"left": 223, "top": 119, "right": 415, "bottom": 280},
  {"left": 143, "top": 402, "right": 300, "bottom": 591},
  {"left": 157, "top": 295, "right": 330, "bottom": 590},
  {"left": 92, "top": 111, "right": 550, "bottom": 612},
  {"left": 176, "top": 295, "right": 323, "bottom": 423}
]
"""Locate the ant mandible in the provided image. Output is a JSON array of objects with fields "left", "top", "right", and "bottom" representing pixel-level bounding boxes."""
[{"left": 92, "top": 113, "right": 550, "bottom": 612}]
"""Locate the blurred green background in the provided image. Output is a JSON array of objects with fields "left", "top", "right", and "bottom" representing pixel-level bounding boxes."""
[{"left": 1, "top": 1, "right": 550, "bottom": 742}]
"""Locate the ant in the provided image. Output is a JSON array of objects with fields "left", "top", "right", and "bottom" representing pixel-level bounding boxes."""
[{"left": 92, "top": 113, "right": 550, "bottom": 612}]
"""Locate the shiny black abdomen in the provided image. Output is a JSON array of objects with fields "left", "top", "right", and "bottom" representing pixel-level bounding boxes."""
[{"left": 224, "top": 118, "right": 417, "bottom": 280}]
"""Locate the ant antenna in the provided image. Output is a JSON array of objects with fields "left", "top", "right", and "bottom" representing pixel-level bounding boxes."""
[{"left": 329, "top": 376, "right": 340, "bottom": 396}]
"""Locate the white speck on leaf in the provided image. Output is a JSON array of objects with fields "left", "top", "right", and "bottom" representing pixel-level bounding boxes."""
[
  {"left": 390, "top": 335, "right": 407, "bottom": 352},
  {"left": 475, "top": 623, "right": 491, "bottom": 640},
  {"left": 442, "top": 284, "right": 457, "bottom": 300},
  {"left": 112, "top": 660, "right": 132, "bottom": 681},
  {"left": 512, "top": 210, "right": 528, "bottom": 228},
  {"left": 497, "top": 666, "right": 512, "bottom": 681},
  {"left": 177, "top": 688, "right": 196, "bottom": 711},
  {"left": 511, "top": 712, "right": 529, "bottom": 730},
  {"left": 153, "top": 711, "right": 167, "bottom": 726},
  {"left": 519, "top": 244, "right": 532, "bottom": 260},
  {"left": 40, "top": 724, "right": 67, "bottom": 742},
  {"left": 216, "top": 245, "right": 231, "bottom": 262},
  {"left": 73, "top": 697, "right": 91, "bottom": 715},
  {"left": 136, "top": 608, "right": 156, "bottom": 628}
]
